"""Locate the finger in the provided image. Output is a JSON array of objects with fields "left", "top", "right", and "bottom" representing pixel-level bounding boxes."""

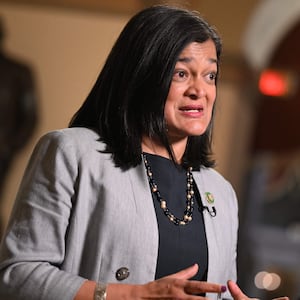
[
  {"left": 273, "top": 298, "right": 289, "bottom": 300},
  {"left": 165, "top": 264, "right": 199, "bottom": 280},
  {"left": 184, "top": 280, "right": 227, "bottom": 295},
  {"left": 227, "top": 280, "right": 248, "bottom": 300}
]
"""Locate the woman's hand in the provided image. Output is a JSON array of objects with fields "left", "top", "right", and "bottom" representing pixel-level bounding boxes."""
[
  {"left": 148, "top": 263, "right": 226, "bottom": 297},
  {"left": 111, "top": 264, "right": 227, "bottom": 299},
  {"left": 75, "top": 264, "right": 226, "bottom": 300},
  {"left": 227, "top": 280, "right": 289, "bottom": 300}
]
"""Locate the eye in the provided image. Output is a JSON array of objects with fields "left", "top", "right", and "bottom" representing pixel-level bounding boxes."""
[
  {"left": 178, "top": 70, "right": 186, "bottom": 78},
  {"left": 173, "top": 69, "right": 188, "bottom": 82},
  {"left": 206, "top": 72, "right": 217, "bottom": 83}
]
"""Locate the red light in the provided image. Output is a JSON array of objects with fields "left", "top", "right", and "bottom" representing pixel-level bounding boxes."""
[{"left": 259, "top": 70, "right": 288, "bottom": 97}]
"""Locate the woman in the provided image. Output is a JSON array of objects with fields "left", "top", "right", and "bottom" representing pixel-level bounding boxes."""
[{"left": 0, "top": 5, "right": 288, "bottom": 300}]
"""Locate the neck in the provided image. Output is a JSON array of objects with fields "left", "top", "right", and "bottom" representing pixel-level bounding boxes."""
[
  {"left": 141, "top": 135, "right": 169, "bottom": 158},
  {"left": 141, "top": 135, "right": 187, "bottom": 163}
]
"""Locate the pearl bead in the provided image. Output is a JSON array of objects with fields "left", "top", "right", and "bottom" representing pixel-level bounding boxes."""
[
  {"left": 160, "top": 201, "right": 166, "bottom": 209},
  {"left": 143, "top": 153, "right": 194, "bottom": 226}
]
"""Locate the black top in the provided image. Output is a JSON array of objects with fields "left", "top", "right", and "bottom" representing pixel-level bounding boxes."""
[{"left": 144, "top": 153, "right": 208, "bottom": 281}]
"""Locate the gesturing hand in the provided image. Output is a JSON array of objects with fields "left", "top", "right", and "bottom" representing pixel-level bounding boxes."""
[{"left": 139, "top": 264, "right": 227, "bottom": 299}]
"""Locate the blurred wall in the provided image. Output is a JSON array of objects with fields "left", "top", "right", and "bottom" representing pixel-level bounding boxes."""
[{"left": 0, "top": 3, "right": 128, "bottom": 227}]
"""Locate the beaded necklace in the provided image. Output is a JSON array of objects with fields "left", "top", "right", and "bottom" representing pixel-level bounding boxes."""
[{"left": 142, "top": 153, "right": 195, "bottom": 226}]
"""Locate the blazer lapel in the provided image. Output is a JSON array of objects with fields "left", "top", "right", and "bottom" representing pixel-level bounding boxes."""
[
  {"left": 193, "top": 170, "right": 222, "bottom": 283},
  {"left": 127, "top": 163, "right": 159, "bottom": 280}
]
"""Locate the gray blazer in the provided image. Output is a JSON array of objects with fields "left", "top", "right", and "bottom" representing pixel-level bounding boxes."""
[{"left": 0, "top": 128, "right": 238, "bottom": 300}]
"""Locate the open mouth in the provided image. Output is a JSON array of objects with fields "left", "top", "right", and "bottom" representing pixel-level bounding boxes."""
[{"left": 180, "top": 106, "right": 203, "bottom": 112}]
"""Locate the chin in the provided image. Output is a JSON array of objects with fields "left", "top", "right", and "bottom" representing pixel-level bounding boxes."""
[{"left": 188, "top": 128, "right": 208, "bottom": 136}]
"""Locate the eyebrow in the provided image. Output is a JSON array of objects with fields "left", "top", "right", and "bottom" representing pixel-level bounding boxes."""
[{"left": 177, "top": 57, "right": 217, "bottom": 64}]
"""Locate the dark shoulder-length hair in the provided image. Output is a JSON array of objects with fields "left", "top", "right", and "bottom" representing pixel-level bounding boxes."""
[{"left": 69, "top": 5, "right": 222, "bottom": 170}]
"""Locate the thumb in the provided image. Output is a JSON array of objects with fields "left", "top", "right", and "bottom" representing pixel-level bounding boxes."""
[
  {"left": 227, "top": 280, "right": 249, "bottom": 300},
  {"left": 165, "top": 264, "right": 199, "bottom": 280}
]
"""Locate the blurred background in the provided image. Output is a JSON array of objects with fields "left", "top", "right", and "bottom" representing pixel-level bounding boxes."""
[{"left": 0, "top": 0, "right": 299, "bottom": 299}]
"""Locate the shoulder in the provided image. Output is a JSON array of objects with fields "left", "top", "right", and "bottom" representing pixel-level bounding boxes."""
[
  {"left": 38, "top": 127, "right": 104, "bottom": 149},
  {"left": 33, "top": 127, "right": 107, "bottom": 161},
  {"left": 25, "top": 128, "right": 111, "bottom": 180}
]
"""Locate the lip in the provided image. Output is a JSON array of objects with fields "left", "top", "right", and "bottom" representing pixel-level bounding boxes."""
[{"left": 179, "top": 105, "right": 204, "bottom": 117}]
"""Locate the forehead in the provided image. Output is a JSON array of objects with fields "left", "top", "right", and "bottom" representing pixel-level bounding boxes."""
[{"left": 178, "top": 40, "right": 217, "bottom": 62}]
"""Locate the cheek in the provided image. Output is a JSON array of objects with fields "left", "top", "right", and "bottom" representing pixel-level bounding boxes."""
[
  {"left": 165, "top": 87, "right": 179, "bottom": 105},
  {"left": 163, "top": 102, "right": 174, "bottom": 124},
  {"left": 205, "top": 95, "right": 215, "bottom": 123},
  {"left": 210, "top": 86, "right": 217, "bottom": 101},
  {"left": 207, "top": 101, "right": 216, "bottom": 124},
  {"left": 208, "top": 91, "right": 216, "bottom": 110},
  {"left": 209, "top": 98, "right": 216, "bottom": 110}
]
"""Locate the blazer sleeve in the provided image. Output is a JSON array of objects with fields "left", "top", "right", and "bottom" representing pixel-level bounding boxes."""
[{"left": 0, "top": 131, "right": 86, "bottom": 300}]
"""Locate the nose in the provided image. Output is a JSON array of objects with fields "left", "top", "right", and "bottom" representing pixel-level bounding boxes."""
[{"left": 185, "top": 78, "right": 206, "bottom": 100}]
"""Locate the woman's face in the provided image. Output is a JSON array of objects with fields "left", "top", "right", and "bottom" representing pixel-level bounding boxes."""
[{"left": 164, "top": 40, "right": 217, "bottom": 144}]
